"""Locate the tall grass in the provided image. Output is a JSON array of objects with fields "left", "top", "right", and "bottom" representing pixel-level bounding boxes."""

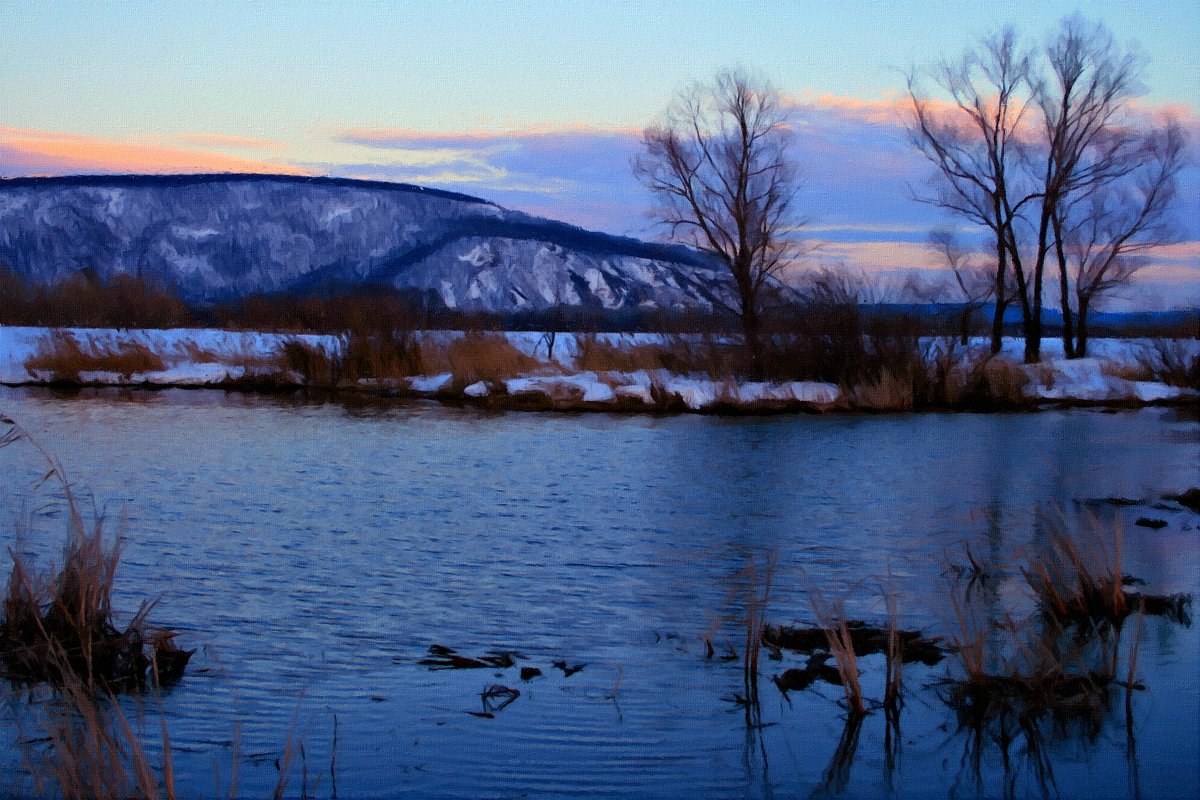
[
  {"left": 278, "top": 330, "right": 541, "bottom": 388},
  {"left": 24, "top": 331, "right": 166, "bottom": 383},
  {"left": 880, "top": 579, "right": 902, "bottom": 714},
  {"left": 423, "top": 332, "right": 542, "bottom": 383},
  {"left": 1022, "top": 513, "right": 1127, "bottom": 624},
  {"left": 0, "top": 414, "right": 190, "bottom": 691},
  {"left": 740, "top": 553, "right": 775, "bottom": 717},
  {"left": 809, "top": 591, "right": 866, "bottom": 716},
  {"left": 573, "top": 333, "right": 739, "bottom": 378},
  {"left": 21, "top": 677, "right": 175, "bottom": 800}
]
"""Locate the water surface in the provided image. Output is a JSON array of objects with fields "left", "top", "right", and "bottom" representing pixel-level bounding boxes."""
[{"left": 0, "top": 388, "right": 1196, "bottom": 798}]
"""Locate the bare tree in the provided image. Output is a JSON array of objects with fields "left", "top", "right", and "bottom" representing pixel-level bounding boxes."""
[
  {"left": 1023, "top": 15, "right": 1149, "bottom": 361},
  {"left": 634, "top": 70, "right": 802, "bottom": 378},
  {"left": 1058, "top": 120, "right": 1184, "bottom": 356},
  {"left": 912, "top": 17, "right": 1182, "bottom": 363},
  {"left": 907, "top": 28, "right": 1034, "bottom": 355}
]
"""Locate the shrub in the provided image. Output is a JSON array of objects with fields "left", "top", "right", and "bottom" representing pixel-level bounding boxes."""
[
  {"left": 279, "top": 339, "right": 341, "bottom": 387},
  {"left": 1135, "top": 339, "right": 1200, "bottom": 389}
]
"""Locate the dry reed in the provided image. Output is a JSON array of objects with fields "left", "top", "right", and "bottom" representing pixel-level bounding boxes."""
[
  {"left": 22, "top": 676, "right": 175, "bottom": 800},
  {"left": 740, "top": 553, "right": 775, "bottom": 715},
  {"left": 1022, "top": 514, "right": 1127, "bottom": 624},
  {"left": 420, "top": 332, "right": 541, "bottom": 382},
  {"left": 809, "top": 591, "right": 866, "bottom": 716},
  {"left": 573, "top": 333, "right": 739, "bottom": 378},
  {"left": 0, "top": 414, "right": 191, "bottom": 690},
  {"left": 24, "top": 331, "right": 165, "bottom": 383},
  {"left": 880, "top": 579, "right": 902, "bottom": 713}
]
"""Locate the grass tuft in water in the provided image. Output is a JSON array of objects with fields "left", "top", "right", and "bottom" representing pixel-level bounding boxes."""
[{"left": 0, "top": 413, "right": 192, "bottom": 691}]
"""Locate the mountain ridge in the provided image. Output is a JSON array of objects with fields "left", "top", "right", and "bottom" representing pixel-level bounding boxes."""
[{"left": 0, "top": 173, "right": 734, "bottom": 312}]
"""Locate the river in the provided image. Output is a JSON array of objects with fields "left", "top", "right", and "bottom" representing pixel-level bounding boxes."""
[{"left": 0, "top": 387, "right": 1196, "bottom": 799}]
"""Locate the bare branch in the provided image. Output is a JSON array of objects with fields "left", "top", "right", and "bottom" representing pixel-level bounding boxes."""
[{"left": 634, "top": 69, "right": 804, "bottom": 376}]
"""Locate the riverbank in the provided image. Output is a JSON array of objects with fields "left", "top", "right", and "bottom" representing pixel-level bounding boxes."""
[{"left": 1, "top": 326, "right": 1195, "bottom": 412}]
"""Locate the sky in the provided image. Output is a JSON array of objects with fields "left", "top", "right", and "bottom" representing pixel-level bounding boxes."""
[{"left": 2, "top": 1, "right": 1198, "bottom": 308}]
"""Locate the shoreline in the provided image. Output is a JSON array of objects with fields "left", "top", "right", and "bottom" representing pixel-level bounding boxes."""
[{"left": 1, "top": 325, "right": 1196, "bottom": 414}]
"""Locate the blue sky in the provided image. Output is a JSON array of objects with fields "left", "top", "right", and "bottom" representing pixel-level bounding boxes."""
[{"left": 2, "top": 1, "right": 1197, "bottom": 307}]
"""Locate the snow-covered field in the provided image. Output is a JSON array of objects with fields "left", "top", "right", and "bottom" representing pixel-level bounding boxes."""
[{"left": 0, "top": 326, "right": 1195, "bottom": 411}]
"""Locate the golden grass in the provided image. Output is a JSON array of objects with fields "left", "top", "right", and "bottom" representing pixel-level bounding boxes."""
[
  {"left": 23, "top": 678, "right": 175, "bottom": 800},
  {"left": 573, "top": 333, "right": 739, "bottom": 378},
  {"left": 850, "top": 369, "right": 916, "bottom": 412},
  {"left": 0, "top": 414, "right": 190, "bottom": 691},
  {"left": 25, "top": 331, "right": 165, "bottom": 382},
  {"left": 179, "top": 341, "right": 224, "bottom": 364},
  {"left": 419, "top": 332, "right": 541, "bottom": 382},
  {"left": 809, "top": 591, "right": 866, "bottom": 716},
  {"left": 981, "top": 357, "right": 1032, "bottom": 405},
  {"left": 1022, "top": 514, "right": 1127, "bottom": 624}
]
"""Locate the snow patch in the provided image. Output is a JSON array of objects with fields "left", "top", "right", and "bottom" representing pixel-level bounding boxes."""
[
  {"left": 463, "top": 381, "right": 490, "bottom": 398},
  {"left": 407, "top": 373, "right": 453, "bottom": 393}
]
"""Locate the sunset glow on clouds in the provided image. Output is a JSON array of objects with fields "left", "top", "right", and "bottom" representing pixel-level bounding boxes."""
[
  {"left": 2, "top": 1, "right": 1196, "bottom": 307},
  {"left": 0, "top": 127, "right": 305, "bottom": 176}
]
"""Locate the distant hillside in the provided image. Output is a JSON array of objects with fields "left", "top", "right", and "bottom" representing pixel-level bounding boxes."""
[{"left": 0, "top": 174, "right": 734, "bottom": 312}]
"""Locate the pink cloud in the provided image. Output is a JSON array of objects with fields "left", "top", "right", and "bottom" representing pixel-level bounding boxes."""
[{"left": 0, "top": 126, "right": 306, "bottom": 176}]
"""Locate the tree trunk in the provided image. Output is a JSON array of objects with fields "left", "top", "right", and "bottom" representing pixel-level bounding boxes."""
[
  {"left": 990, "top": 226, "right": 1008, "bottom": 355},
  {"left": 1003, "top": 223, "right": 1034, "bottom": 361},
  {"left": 960, "top": 308, "right": 971, "bottom": 346},
  {"left": 732, "top": 254, "right": 764, "bottom": 380},
  {"left": 1076, "top": 293, "right": 1090, "bottom": 358},
  {"left": 1025, "top": 203, "right": 1053, "bottom": 365},
  {"left": 742, "top": 303, "right": 763, "bottom": 381},
  {"left": 1052, "top": 212, "right": 1076, "bottom": 359}
]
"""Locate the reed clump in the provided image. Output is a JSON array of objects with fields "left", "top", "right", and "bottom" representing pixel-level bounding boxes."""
[
  {"left": 1023, "top": 516, "right": 1130, "bottom": 625},
  {"left": 0, "top": 414, "right": 192, "bottom": 691},
  {"left": 574, "top": 333, "right": 739, "bottom": 378},
  {"left": 339, "top": 329, "right": 422, "bottom": 383},
  {"left": 809, "top": 593, "right": 867, "bottom": 716},
  {"left": 25, "top": 331, "right": 166, "bottom": 383},
  {"left": 421, "top": 332, "right": 541, "bottom": 383}
]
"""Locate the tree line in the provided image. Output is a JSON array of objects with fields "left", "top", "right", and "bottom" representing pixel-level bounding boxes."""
[{"left": 635, "top": 15, "right": 1186, "bottom": 372}]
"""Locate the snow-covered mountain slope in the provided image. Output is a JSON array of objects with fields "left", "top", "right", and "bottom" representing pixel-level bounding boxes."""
[{"left": 0, "top": 174, "right": 735, "bottom": 312}]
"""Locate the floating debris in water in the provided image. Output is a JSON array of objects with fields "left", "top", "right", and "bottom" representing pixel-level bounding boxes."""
[
  {"left": 481, "top": 684, "right": 520, "bottom": 713},
  {"left": 764, "top": 622, "right": 944, "bottom": 666},
  {"left": 772, "top": 652, "right": 844, "bottom": 695},
  {"left": 418, "top": 645, "right": 520, "bottom": 670},
  {"left": 552, "top": 659, "right": 586, "bottom": 677}
]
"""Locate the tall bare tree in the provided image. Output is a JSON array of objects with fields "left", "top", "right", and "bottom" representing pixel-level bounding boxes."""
[
  {"left": 1023, "top": 15, "right": 1149, "bottom": 361},
  {"left": 912, "top": 17, "right": 1182, "bottom": 363},
  {"left": 1058, "top": 120, "right": 1184, "bottom": 355},
  {"left": 907, "top": 27, "right": 1034, "bottom": 355},
  {"left": 634, "top": 70, "right": 802, "bottom": 378}
]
